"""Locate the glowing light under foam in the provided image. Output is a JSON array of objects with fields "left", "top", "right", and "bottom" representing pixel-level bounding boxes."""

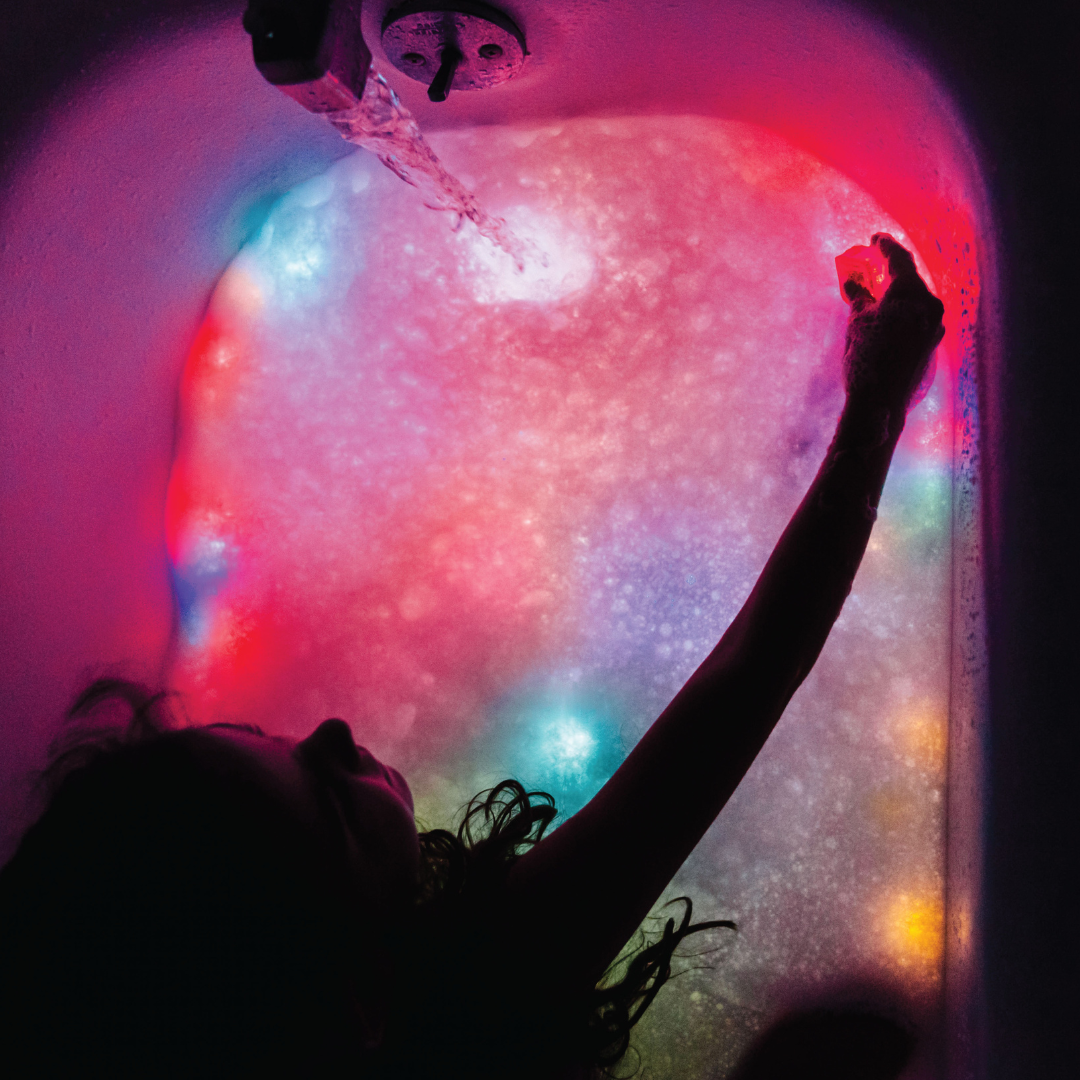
[{"left": 166, "top": 116, "right": 950, "bottom": 1074}]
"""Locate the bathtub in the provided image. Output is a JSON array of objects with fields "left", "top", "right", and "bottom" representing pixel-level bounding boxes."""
[{"left": 3, "top": 2, "right": 1049, "bottom": 1077}]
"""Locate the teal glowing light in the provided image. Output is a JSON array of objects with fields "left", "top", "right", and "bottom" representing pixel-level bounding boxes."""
[
  {"left": 248, "top": 171, "right": 367, "bottom": 311},
  {"left": 492, "top": 695, "right": 625, "bottom": 817},
  {"left": 540, "top": 716, "right": 598, "bottom": 784}
]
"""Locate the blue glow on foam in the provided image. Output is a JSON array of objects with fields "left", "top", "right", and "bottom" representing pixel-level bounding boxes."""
[
  {"left": 489, "top": 688, "right": 627, "bottom": 818},
  {"left": 171, "top": 534, "right": 234, "bottom": 647},
  {"left": 540, "top": 716, "right": 598, "bottom": 783},
  {"left": 248, "top": 164, "right": 373, "bottom": 314}
]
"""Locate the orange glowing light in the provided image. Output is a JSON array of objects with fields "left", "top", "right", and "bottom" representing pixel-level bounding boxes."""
[
  {"left": 879, "top": 889, "right": 944, "bottom": 977},
  {"left": 897, "top": 700, "right": 948, "bottom": 771},
  {"left": 214, "top": 265, "right": 265, "bottom": 318}
]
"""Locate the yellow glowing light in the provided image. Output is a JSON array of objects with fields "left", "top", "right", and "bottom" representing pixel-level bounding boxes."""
[
  {"left": 897, "top": 700, "right": 948, "bottom": 770},
  {"left": 879, "top": 890, "right": 944, "bottom": 976}
]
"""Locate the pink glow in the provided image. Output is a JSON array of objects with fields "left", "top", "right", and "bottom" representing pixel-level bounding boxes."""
[
  {"left": 157, "top": 119, "right": 960, "bottom": 1074},
  {"left": 166, "top": 118, "right": 951, "bottom": 750}
]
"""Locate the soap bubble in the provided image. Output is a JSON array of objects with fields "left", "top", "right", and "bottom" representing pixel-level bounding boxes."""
[{"left": 457, "top": 204, "right": 595, "bottom": 304}]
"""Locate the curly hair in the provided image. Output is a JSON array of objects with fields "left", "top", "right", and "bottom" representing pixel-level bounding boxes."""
[
  {"left": 388, "top": 780, "right": 734, "bottom": 1078},
  {"left": 5, "top": 679, "right": 734, "bottom": 1079},
  {"left": 2, "top": 681, "right": 379, "bottom": 1076}
]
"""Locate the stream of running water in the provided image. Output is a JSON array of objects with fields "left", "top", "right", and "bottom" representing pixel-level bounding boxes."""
[{"left": 327, "top": 72, "right": 541, "bottom": 272}]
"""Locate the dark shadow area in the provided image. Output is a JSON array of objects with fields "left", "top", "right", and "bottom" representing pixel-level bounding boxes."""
[
  {"left": 730, "top": 1007, "right": 915, "bottom": 1080},
  {"left": 860, "top": 3, "right": 1079, "bottom": 1078}
]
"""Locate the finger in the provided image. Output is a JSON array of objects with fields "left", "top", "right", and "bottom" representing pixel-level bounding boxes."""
[
  {"left": 871, "top": 233, "right": 918, "bottom": 280},
  {"left": 843, "top": 278, "right": 875, "bottom": 311}
]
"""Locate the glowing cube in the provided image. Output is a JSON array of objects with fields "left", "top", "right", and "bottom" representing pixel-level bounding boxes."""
[{"left": 835, "top": 242, "right": 893, "bottom": 304}]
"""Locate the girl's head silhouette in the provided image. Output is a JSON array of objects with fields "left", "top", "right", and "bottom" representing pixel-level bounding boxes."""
[
  {"left": 0, "top": 679, "right": 715, "bottom": 1079},
  {"left": 0, "top": 235, "right": 943, "bottom": 1079}
]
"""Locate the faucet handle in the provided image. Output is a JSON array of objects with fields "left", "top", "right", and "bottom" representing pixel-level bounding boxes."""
[{"left": 427, "top": 46, "right": 464, "bottom": 102}]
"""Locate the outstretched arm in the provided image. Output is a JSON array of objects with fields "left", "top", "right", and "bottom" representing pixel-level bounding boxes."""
[{"left": 505, "top": 235, "right": 946, "bottom": 985}]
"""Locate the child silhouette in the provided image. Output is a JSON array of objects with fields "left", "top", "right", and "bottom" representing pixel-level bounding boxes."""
[{"left": 0, "top": 235, "right": 944, "bottom": 1079}]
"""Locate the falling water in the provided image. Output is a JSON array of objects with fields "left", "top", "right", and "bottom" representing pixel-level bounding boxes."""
[{"left": 327, "top": 72, "right": 540, "bottom": 272}]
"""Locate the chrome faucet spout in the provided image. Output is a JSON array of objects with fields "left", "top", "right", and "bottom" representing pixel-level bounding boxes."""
[{"left": 244, "top": 0, "right": 372, "bottom": 114}]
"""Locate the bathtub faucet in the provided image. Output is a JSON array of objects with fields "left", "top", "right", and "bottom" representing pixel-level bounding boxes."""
[
  {"left": 243, "top": 0, "right": 372, "bottom": 113},
  {"left": 244, "top": 2, "right": 527, "bottom": 110}
]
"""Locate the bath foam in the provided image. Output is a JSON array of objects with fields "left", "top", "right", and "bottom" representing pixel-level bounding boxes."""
[{"left": 167, "top": 115, "right": 949, "bottom": 1072}]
